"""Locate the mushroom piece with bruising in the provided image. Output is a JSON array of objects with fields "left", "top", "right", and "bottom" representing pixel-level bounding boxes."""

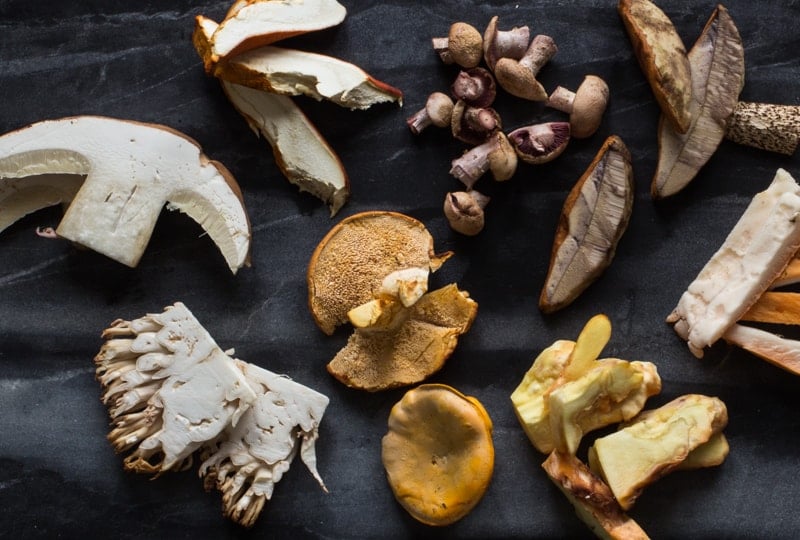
[
  {"left": 451, "top": 67, "right": 497, "bottom": 108},
  {"left": 546, "top": 75, "right": 610, "bottom": 139},
  {"left": 450, "top": 131, "right": 518, "bottom": 188},
  {"left": 508, "top": 122, "right": 571, "bottom": 164},
  {"left": 494, "top": 34, "right": 557, "bottom": 101},
  {"left": 450, "top": 100, "right": 501, "bottom": 145},
  {"left": 432, "top": 22, "right": 484, "bottom": 68},
  {"left": 482, "top": 15, "right": 530, "bottom": 72},
  {"left": 444, "top": 190, "right": 490, "bottom": 236},
  {"left": 407, "top": 92, "right": 455, "bottom": 134}
]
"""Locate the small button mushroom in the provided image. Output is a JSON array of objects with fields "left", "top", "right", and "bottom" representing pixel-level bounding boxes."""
[
  {"left": 547, "top": 75, "right": 610, "bottom": 138},
  {"left": 508, "top": 121, "right": 571, "bottom": 164},
  {"left": 451, "top": 67, "right": 497, "bottom": 108},
  {"left": 494, "top": 34, "right": 557, "bottom": 101},
  {"left": 483, "top": 15, "right": 531, "bottom": 71},
  {"left": 443, "top": 190, "right": 490, "bottom": 236},
  {"left": 406, "top": 92, "right": 454, "bottom": 134},
  {"left": 432, "top": 22, "right": 483, "bottom": 68},
  {"left": 450, "top": 100, "right": 501, "bottom": 145},
  {"left": 450, "top": 131, "right": 518, "bottom": 189}
]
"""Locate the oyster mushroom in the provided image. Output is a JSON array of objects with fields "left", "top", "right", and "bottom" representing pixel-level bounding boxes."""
[
  {"left": 508, "top": 122, "right": 571, "bottom": 164},
  {"left": 451, "top": 67, "right": 497, "bottom": 108},
  {"left": 381, "top": 384, "right": 494, "bottom": 526},
  {"left": 450, "top": 100, "right": 501, "bottom": 145},
  {"left": 539, "top": 136, "right": 634, "bottom": 313},
  {"left": 494, "top": 34, "right": 557, "bottom": 101},
  {"left": 618, "top": 0, "right": 693, "bottom": 133},
  {"left": 482, "top": 15, "right": 530, "bottom": 72},
  {"left": 450, "top": 131, "right": 518, "bottom": 188},
  {"left": 203, "top": 0, "right": 347, "bottom": 68},
  {"left": 546, "top": 76, "right": 610, "bottom": 139},
  {"left": 443, "top": 190, "right": 490, "bottom": 236},
  {"left": 407, "top": 92, "right": 454, "bottom": 134},
  {"left": 0, "top": 116, "right": 251, "bottom": 273},
  {"left": 307, "top": 211, "right": 452, "bottom": 335},
  {"left": 432, "top": 22, "right": 484, "bottom": 68}
]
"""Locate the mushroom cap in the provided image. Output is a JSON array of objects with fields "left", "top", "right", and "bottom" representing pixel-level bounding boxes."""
[
  {"left": 425, "top": 92, "right": 455, "bottom": 127},
  {"left": 307, "top": 211, "right": 452, "bottom": 335},
  {"left": 450, "top": 100, "right": 500, "bottom": 145},
  {"left": 508, "top": 121, "right": 571, "bottom": 164},
  {"left": 444, "top": 191, "right": 487, "bottom": 236},
  {"left": 448, "top": 22, "right": 483, "bottom": 68},
  {"left": 450, "top": 67, "right": 496, "bottom": 108},
  {"left": 570, "top": 75, "right": 610, "bottom": 138},
  {"left": 487, "top": 131, "right": 518, "bottom": 181},
  {"left": 381, "top": 384, "right": 494, "bottom": 526},
  {"left": 493, "top": 57, "right": 547, "bottom": 101}
]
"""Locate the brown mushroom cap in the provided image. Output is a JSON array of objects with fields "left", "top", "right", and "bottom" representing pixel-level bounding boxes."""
[
  {"left": 307, "top": 211, "right": 452, "bottom": 335},
  {"left": 487, "top": 131, "right": 518, "bottom": 181},
  {"left": 494, "top": 57, "right": 547, "bottom": 101},
  {"left": 448, "top": 22, "right": 483, "bottom": 68},
  {"left": 381, "top": 384, "right": 494, "bottom": 526},
  {"left": 508, "top": 121, "right": 571, "bottom": 164},
  {"left": 571, "top": 75, "right": 610, "bottom": 138}
]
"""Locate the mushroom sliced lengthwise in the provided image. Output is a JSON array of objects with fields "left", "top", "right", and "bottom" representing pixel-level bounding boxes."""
[{"left": 540, "top": 136, "right": 634, "bottom": 313}]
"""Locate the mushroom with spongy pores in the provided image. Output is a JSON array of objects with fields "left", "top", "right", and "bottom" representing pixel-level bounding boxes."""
[{"left": 0, "top": 116, "right": 251, "bottom": 273}]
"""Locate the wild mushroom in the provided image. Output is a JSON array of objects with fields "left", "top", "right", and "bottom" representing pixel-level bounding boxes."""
[
  {"left": 0, "top": 116, "right": 251, "bottom": 273},
  {"left": 507, "top": 121, "right": 571, "bottom": 164},
  {"left": 482, "top": 15, "right": 530, "bottom": 72},
  {"left": 407, "top": 92, "right": 454, "bottom": 134},
  {"left": 451, "top": 67, "right": 497, "bottom": 108},
  {"left": 443, "top": 190, "right": 490, "bottom": 236},
  {"left": 539, "top": 136, "right": 634, "bottom": 313},
  {"left": 494, "top": 34, "right": 557, "bottom": 101},
  {"left": 327, "top": 284, "right": 478, "bottom": 391},
  {"left": 450, "top": 100, "right": 501, "bottom": 145},
  {"left": 307, "top": 211, "right": 452, "bottom": 335},
  {"left": 432, "top": 22, "right": 484, "bottom": 68},
  {"left": 450, "top": 131, "right": 518, "bottom": 189},
  {"left": 725, "top": 102, "right": 800, "bottom": 155},
  {"left": 618, "top": 0, "right": 693, "bottom": 133},
  {"left": 546, "top": 76, "right": 610, "bottom": 139},
  {"left": 381, "top": 384, "right": 494, "bottom": 526},
  {"left": 202, "top": 0, "right": 347, "bottom": 69}
]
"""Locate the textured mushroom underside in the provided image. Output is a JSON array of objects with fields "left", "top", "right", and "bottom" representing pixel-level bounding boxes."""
[{"left": 0, "top": 116, "right": 251, "bottom": 272}]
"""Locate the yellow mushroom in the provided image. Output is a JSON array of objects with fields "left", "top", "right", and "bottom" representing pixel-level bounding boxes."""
[{"left": 381, "top": 384, "right": 494, "bottom": 526}]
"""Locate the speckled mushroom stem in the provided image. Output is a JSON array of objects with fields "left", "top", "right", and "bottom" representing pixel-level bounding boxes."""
[
  {"left": 725, "top": 101, "right": 800, "bottom": 155},
  {"left": 520, "top": 34, "right": 558, "bottom": 76},
  {"left": 493, "top": 27, "right": 530, "bottom": 59},
  {"left": 547, "top": 86, "right": 576, "bottom": 113}
]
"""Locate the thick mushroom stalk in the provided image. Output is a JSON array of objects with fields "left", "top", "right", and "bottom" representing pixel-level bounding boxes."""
[
  {"left": 726, "top": 101, "right": 800, "bottom": 155},
  {"left": 407, "top": 92, "right": 454, "bottom": 134},
  {"left": 483, "top": 15, "right": 530, "bottom": 71},
  {"left": 508, "top": 122, "right": 571, "bottom": 164},
  {"left": 494, "top": 34, "right": 557, "bottom": 101},
  {"left": 450, "top": 131, "right": 518, "bottom": 188},
  {"left": 546, "top": 75, "right": 610, "bottom": 138},
  {"left": 0, "top": 116, "right": 251, "bottom": 273},
  {"left": 432, "top": 22, "right": 483, "bottom": 68},
  {"left": 443, "top": 190, "right": 490, "bottom": 236}
]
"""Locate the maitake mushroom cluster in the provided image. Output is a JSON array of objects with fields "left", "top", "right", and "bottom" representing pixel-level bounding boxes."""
[{"left": 408, "top": 17, "right": 611, "bottom": 236}]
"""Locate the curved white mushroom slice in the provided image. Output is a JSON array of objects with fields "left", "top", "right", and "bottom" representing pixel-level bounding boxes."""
[
  {"left": 667, "top": 169, "right": 800, "bottom": 357},
  {"left": 207, "top": 0, "right": 347, "bottom": 65},
  {"left": 199, "top": 360, "right": 329, "bottom": 528},
  {"left": 0, "top": 173, "right": 84, "bottom": 230},
  {"left": 0, "top": 116, "right": 251, "bottom": 272},
  {"left": 94, "top": 302, "right": 258, "bottom": 475},
  {"left": 212, "top": 45, "right": 403, "bottom": 110}
]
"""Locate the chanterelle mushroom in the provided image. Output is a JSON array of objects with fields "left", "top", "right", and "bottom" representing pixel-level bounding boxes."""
[
  {"left": 0, "top": 116, "right": 251, "bottom": 273},
  {"left": 382, "top": 384, "right": 494, "bottom": 526}
]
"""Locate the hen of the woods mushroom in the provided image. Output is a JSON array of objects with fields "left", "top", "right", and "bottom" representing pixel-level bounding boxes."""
[
  {"left": 0, "top": 116, "right": 251, "bottom": 273},
  {"left": 94, "top": 302, "right": 329, "bottom": 528}
]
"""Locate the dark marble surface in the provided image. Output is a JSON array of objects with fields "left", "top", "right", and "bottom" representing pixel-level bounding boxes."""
[{"left": 1, "top": 1, "right": 800, "bottom": 538}]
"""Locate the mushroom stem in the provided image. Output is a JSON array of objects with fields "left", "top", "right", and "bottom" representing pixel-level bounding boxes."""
[
  {"left": 465, "top": 107, "right": 499, "bottom": 132},
  {"left": 725, "top": 101, "right": 800, "bottom": 155},
  {"left": 492, "top": 27, "right": 530, "bottom": 60},
  {"left": 451, "top": 67, "right": 496, "bottom": 108},
  {"left": 450, "top": 133, "right": 516, "bottom": 188},
  {"left": 546, "top": 86, "right": 576, "bottom": 113},
  {"left": 519, "top": 34, "right": 558, "bottom": 76},
  {"left": 406, "top": 92, "right": 453, "bottom": 134},
  {"left": 432, "top": 36, "right": 453, "bottom": 64}
]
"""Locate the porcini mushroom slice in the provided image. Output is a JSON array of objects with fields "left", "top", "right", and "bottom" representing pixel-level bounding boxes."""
[
  {"left": 618, "top": 0, "right": 693, "bottom": 133},
  {"left": 652, "top": 5, "right": 745, "bottom": 199},
  {"left": 740, "top": 291, "right": 800, "bottom": 326},
  {"left": 205, "top": 0, "right": 347, "bottom": 67},
  {"left": 382, "top": 384, "right": 494, "bottom": 526},
  {"left": 541, "top": 451, "right": 650, "bottom": 540},
  {"left": 307, "top": 211, "right": 452, "bottom": 335},
  {"left": 94, "top": 302, "right": 258, "bottom": 475},
  {"left": 0, "top": 116, "right": 251, "bottom": 273},
  {"left": 588, "top": 394, "right": 728, "bottom": 510},
  {"left": 327, "top": 284, "right": 478, "bottom": 391},
  {"left": 723, "top": 324, "right": 800, "bottom": 376},
  {"left": 0, "top": 174, "right": 84, "bottom": 231},
  {"left": 540, "top": 136, "right": 634, "bottom": 313},
  {"left": 199, "top": 360, "right": 329, "bottom": 528},
  {"left": 209, "top": 42, "right": 403, "bottom": 110},
  {"left": 667, "top": 169, "right": 800, "bottom": 358}
]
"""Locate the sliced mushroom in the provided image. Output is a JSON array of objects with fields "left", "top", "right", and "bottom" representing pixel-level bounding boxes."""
[
  {"left": 0, "top": 116, "right": 251, "bottom": 273},
  {"left": 482, "top": 16, "right": 530, "bottom": 72},
  {"left": 382, "top": 384, "right": 494, "bottom": 526},
  {"left": 444, "top": 190, "right": 490, "bottom": 236},
  {"left": 539, "top": 136, "right": 634, "bottom": 313},
  {"left": 723, "top": 323, "right": 800, "bottom": 376},
  {"left": 407, "top": 92, "right": 454, "bottom": 134},
  {"left": 327, "top": 284, "right": 478, "bottom": 391},
  {"left": 0, "top": 174, "right": 84, "bottom": 232},
  {"left": 618, "top": 0, "right": 693, "bottom": 133},
  {"left": 651, "top": 5, "right": 745, "bottom": 199},
  {"left": 432, "top": 22, "right": 484, "bottom": 68},
  {"left": 740, "top": 291, "right": 800, "bottom": 326},
  {"left": 508, "top": 122, "right": 571, "bottom": 164},
  {"left": 546, "top": 75, "right": 610, "bottom": 139},
  {"left": 541, "top": 451, "right": 650, "bottom": 540},
  {"left": 307, "top": 211, "right": 452, "bottom": 335},
  {"left": 667, "top": 169, "right": 800, "bottom": 358},
  {"left": 203, "top": 0, "right": 347, "bottom": 67},
  {"left": 450, "top": 131, "right": 518, "bottom": 188},
  {"left": 494, "top": 34, "right": 557, "bottom": 101}
]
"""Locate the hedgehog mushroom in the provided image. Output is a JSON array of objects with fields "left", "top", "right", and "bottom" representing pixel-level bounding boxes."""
[{"left": 0, "top": 116, "right": 251, "bottom": 273}]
